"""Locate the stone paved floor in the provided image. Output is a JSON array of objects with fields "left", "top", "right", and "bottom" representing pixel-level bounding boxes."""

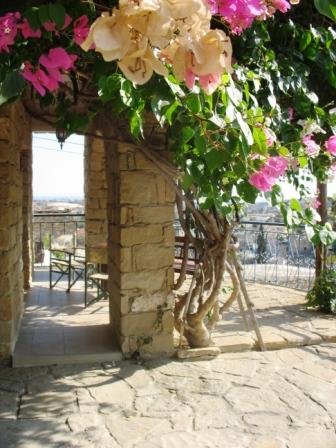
[
  {"left": 212, "top": 283, "right": 336, "bottom": 352},
  {"left": 13, "top": 268, "right": 121, "bottom": 366},
  {"left": 0, "top": 344, "right": 335, "bottom": 447}
]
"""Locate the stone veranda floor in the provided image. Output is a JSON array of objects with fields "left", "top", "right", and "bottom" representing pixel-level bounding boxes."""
[
  {"left": 211, "top": 283, "right": 336, "bottom": 352},
  {"left": 14, "top": 268, "right": 336, "bottom": 365},
  {"left": 13, "top": 267, "right": 121, "bottom": 366},
  {"left": 0, "top": 344, "right": 335, "bottom": 447}
]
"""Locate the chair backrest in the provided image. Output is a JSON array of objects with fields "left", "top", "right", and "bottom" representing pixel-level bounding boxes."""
[{"left": 50, "top": 233, "right": 75, "bottom": 252}]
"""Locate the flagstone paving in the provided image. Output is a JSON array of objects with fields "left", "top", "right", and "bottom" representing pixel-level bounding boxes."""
[{"left": 0, "top": 343, "right": 335, "bottom": 447}]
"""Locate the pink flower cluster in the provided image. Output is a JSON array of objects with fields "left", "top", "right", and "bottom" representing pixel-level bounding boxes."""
[
  {"left": 0, "top": 11, "right": 90, "bottom": 53},
  {"left": 207, "top": 0, "right": 291, "bottom": 34},
  {"left": 302, "top": 134, "right": 336, "bottom": 158},
  {"left": 22, "top": 48, "right": 77, "bottom": 96},
  {"left": 0, "top": 12, "right": 21, "bottom": 52},
  {"left": 325, "top": 135, "right": 336, "bottom": 156},
  {"left": 249, "top": 156, "right": 288, "bottom": 192},
  {"left": 302, "top": 134, "right": 319, "bottom": 157}
]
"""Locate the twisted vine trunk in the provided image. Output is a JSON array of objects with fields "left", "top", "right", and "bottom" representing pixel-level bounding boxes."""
[{"left": 173, "top": 193, "right": 234, "bottom": 348}]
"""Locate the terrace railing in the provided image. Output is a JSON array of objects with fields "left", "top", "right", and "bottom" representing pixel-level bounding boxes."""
[
  {"left": 174, "top": 219, "right": 336, "bottom": 291},
  {"left": 33, "top": 214, "right": 334, "bottom": 290},
  {"left": 33, "top": 213, "right": 85, "bottom": 265}
]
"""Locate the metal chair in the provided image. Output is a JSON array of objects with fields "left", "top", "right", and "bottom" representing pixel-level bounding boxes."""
[
  {"left": 84, "top": 263, "right": 109, "bottom": 307},
  {"left": 49, "top": 234, "right": 86, "bottom": 292}
]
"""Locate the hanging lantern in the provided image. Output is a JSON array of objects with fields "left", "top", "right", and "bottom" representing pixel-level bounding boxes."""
[{"left": 56, "top": 128, "right": 68, "bottom": 149}]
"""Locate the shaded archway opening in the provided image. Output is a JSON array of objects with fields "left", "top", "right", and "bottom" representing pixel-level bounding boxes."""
[{"left": 13, "top": 131, "right": 121, "bottom": 366}]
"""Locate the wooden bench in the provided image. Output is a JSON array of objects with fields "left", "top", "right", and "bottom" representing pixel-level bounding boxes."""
[{"left": 174, "top": 235, "right": 198, "bottom": 274}]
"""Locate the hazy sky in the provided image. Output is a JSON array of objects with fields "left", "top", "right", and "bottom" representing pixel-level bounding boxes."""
[
  {"left": 32, "top": 132, "right": 336, "bottom": 199},
  {"left": 33, "top": 133, "right": 84, "bottom": 198}
]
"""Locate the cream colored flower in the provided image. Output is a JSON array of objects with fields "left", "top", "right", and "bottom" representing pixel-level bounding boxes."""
[
  {"left": 81, "top": 11, "right": 131, "bottom": 61},
  {"left": 162, "top": 0, "right": 207, "bottom": 19},
  {"left": 189, "top": 29, "right": 232, "bottom": 76},
  {"left": 118, "top": 40, "right": 168, "bottom": 84}
]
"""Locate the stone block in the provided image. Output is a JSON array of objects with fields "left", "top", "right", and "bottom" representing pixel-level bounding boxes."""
[
  {"left": 133, "top": 244, "right": 173, "bottom": 271},
  {"left": 0, "top": 321, "right": 12, "bottom": 343},
  {"left": 0, "top": 207, "right": 18, "bottom": 230},
  {"left": 120, "top": 309, "right": 174, "bottom": 337},
  {"left": 0, "top": 118, "right": 10, "bottom": 142},
  {"left": 138, "top": 332, "right": 174, "bottom": 357},
  {"left": 120, "top": 225, "right": 163, "bottom": 246},
  {"left": 163, "top": 224, "right": 175, "bottom": 247},
  {"left": 129, "top": 205, "right": 174, "bottom": 225},
  {"left": 120, "top": 172, "right": 158, "bottom": 205},
  {"left": 157, "top": 178, "right": 176, "bottom": 204},
  {"left": 130, "top": 292, "right": 174, "bottom": 313},
  {"left": 120, "top": 269, "right": 167, "bottom": 292},
  {"left": 0, "top": 295, "right": 12, "bottom": 321}
]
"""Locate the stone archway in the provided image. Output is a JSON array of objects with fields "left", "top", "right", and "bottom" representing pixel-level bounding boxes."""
[{"left": 0, "top": 101, "right": 176, "bottom": 363}]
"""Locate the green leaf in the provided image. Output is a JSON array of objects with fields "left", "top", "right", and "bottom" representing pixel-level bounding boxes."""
[
  {"left": 204, "top": 149, "right": 224, "bottom": 172},
  {"left": 237, "top": 181, "right": 258, "bottom": 203},
  {"left": 38, "top": 4, "right": 50, "bottom": 25},
  {"left": 0, "top": 72, "right": 25, "bottom": 99},
  {"left": 163, "top": 101, "right": 179, "bottom": 125},
  {"left": 24, "top": 7, "right": 40, "bottom": 30},
  {"left": 130, "top": 110, "right": 143, "bottom": 139},
  {"left": 270, "top": 185, "right": 283, "bottom": 206},
  {"left": 151, "top": 96, "right": 170, "bottom": 126},
  {"left": 290, "top": 198, "right": 302, "bottom": 212},
  {"left": 120, "top": 79, "right": 134, "bottom": 107},
  {"left": 314, "top": 0, "right": 336, "bottom": 22},
  {"left": 236, "top": 112, "right": 253, "bottom": 145},
  {"left": 180, "top": 126, "right": 195, "bottom": 144},
  {"left": 186, "top": 94, "right": 201, "bottom": 114},
  {"left": 48, "top": 3, "right": 66, "bottom": 28}
]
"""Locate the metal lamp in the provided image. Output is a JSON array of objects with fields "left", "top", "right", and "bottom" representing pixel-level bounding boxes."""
[{"left": 56, "top": 128, "right": 67, "bottom": 149}]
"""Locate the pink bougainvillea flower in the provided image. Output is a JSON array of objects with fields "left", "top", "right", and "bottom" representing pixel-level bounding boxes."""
[
  {"left": 185, "top": 69, "right": 196, "bottom": 90},
  {"left": 270, "top": 0, "right": 291, "bottom": 13},
  {"left": 43, "top": 14, "right": 72, "bottom": 33},
  {"left": 249, "top": 171, "right": 275, "bottom": 192},
  {"left": 311, "top": 197, "right": 321, "bottom": 210},
  {"left": 19, "top": 19, "right": 42, "bottom": 39},
  {"left": 249, "top": 156, "right": 288, "bottom": 192},
  {"left": 302, "top": 134, "right": 319, "bottom": 157},
  {"left": 287, "top": 107, "right": 294, "bottom": 121},
  {"left": 199, "top": 73, "right": 221, "bottom": 95},
  {"left": 39, "top": 47, "right": 77, "bottom": 71},
  {"left": 21, "top": 63, "right": 59, "bottom": 96},
  {"left": 63, "top": 14, "right": 73, "bottom": 29},
  {"left": 43, "top": 20, "right": 57, "bottom": 32},
  {"left": 0, "top": 12, "right": 21, "bottom": 52},
  {"left": 262, "top": 156, "right": 288, "bottom": 177},
  {"left": 209, "top": 0, "right": 266, "bottom": 34},
  {"left": 73, "top": 15, "right": 90, "bottom": 45},
  {"left": 325, "top": 135, "right": 336, "bottom": 156}
]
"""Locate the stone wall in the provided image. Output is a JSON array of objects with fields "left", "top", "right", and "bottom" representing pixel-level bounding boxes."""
[
  {"left": 85, "top": 136, "right": 108, "bottom": 263},
  {"left": 0, "top": 102, "right": 31, "bottom": 361},
  {"left": 106, "top": 138, "right": 175, "bottom": 357}
]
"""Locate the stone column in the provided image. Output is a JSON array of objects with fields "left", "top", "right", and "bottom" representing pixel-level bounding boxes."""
[
  {"left": 106, "top": 138, "right": 175, "bottom": 357},
  {"left": 0, "top": 102, "right": 29, "bottom": 361},
  {"left": 21, "top": 127, "right": 33, "bottom": 290},
  {"left": 85, "top": 136, "right": 108, "bottom": 263}
]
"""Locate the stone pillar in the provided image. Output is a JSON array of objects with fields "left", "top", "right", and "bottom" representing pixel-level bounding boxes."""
[
  {"left": 85, "top": 136, "right": 108, "bottom": 263},
  {"left": 0, "top": 102, "right": 29, "bottom": 361},
  {"left": 106, "top": 138, "right": 175, "bottom": 357},
  {"left": 21, "top": 127, "right": 33, "bottom": 289}
]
